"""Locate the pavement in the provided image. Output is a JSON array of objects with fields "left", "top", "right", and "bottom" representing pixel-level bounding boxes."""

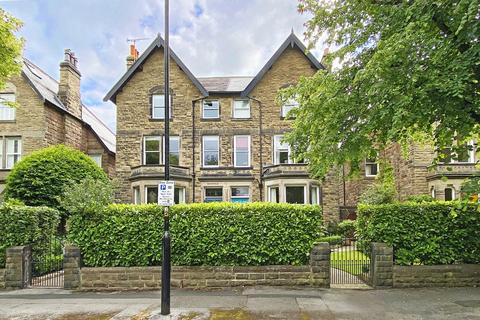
[{"left": 0, "top": 286, "right": 479, "bottom": 320}]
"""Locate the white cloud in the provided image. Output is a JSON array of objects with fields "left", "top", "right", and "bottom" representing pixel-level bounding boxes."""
[{"left": 2, "top": 0, "right": 325, "bottom": 132}]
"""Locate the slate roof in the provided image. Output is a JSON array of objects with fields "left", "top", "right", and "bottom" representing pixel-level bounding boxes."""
[
  {"left": 197, "top": 76, "right": 253, "bottom": 93},
  {"left": 104, "top": 32, "right": 324, "bottom": 100},
  {"left": 22, "top": 58, "right": 116, "bottom": 153}
]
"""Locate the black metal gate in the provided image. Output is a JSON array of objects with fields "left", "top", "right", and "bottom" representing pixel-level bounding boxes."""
[
  {"left": 29, "top": 235, "right": 64, "bottom": 288},
  {"left": 330, "top": 238, "right": 371, "bottom": 286}
]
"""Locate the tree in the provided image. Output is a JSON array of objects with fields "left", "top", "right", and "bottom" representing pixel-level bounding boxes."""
[
  {"left": 282, "top": 0, "right": 480, "bottom": 178},
  {"left": 4, "top": 145, "right": 108, "bottom": 210},
  {"left": 0, "top": 8, "right": 23, "bottom": 91}
]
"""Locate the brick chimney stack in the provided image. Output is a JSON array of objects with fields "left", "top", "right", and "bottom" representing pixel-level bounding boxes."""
[
  {"left": 126, "top": 44, "right": 139, "bottom": 69},
  {"left": 58, "top": 49, "right": 82, "bottom": 118}
]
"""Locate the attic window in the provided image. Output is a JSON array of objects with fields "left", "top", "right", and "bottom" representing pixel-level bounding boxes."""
[{"left": 152, "top": 94, "right": 172, "bottom": 119}]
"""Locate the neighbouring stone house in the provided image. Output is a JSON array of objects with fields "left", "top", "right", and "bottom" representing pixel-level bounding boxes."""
[
  {"left": 0, "top": 50, "right": 115, "bottom": 192},
  {"left": 106, "top": 32, "right": 478, "bottom": 221}
]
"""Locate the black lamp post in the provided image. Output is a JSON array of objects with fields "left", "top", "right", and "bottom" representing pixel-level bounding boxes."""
[{"left": 161, "top": 0, "right": 171, "bottom": 315}]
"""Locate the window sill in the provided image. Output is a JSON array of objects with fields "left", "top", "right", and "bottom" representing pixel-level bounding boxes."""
[
  {"left": 201, "top": 118, "right": 221, "bottom": 122},
  {"left": 149, "top": 118, "right": 173, "bottom": 122},
  {"left": 0, "top": 120, "right": 16, "bottom": 123},
  {"left": 231, "top": 118, "right": 252, "bottom": 121}
]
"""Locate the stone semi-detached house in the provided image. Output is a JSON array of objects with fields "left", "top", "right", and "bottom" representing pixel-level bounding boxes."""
[
  {"left": 0, "top": 50, "right": 115, "bottom": 192},
  {"left": 106, "top": 32, "right": 479, "bottom": 221}
]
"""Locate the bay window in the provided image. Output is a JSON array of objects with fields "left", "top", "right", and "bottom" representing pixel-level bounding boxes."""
[
  {"left": 285, "top": 186, "right": 306, "bottom": 204},
  {"left": 204, "top": 187, "right": 223, "bottom": 202},
  {"left": 231, "top": 187, "right": 249, "bottom": 203}
]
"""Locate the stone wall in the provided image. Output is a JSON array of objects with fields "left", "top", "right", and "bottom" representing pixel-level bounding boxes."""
[
  {"left": 0, "top": 268, "right": 5, "bottom": 289},
  {"left": 72, "top": 243, "right": 330, "bottom": 291},
  {"left": 393, "top": 265, "right": 480, "bottom": 288}
]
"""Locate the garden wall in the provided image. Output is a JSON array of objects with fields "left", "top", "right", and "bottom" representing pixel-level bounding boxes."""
[
  {"left": 0, "top": 268, "right": 5, "bottom": 289},
  {"left": 393, "top": 264, "right": 480, "bottom": 288},
  {"left": 80, "top": 265, "right": 329, "bottom": 291}
]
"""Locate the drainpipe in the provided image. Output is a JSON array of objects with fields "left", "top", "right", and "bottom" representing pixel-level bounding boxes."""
[
  {"left": 191, "top": 97, "right": 203, "bottom": 203},
  {"left": 247, "top": 96, "right": 263, "bottom": 201}
]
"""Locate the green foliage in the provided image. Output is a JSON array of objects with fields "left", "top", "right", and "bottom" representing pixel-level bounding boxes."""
[
  {"left": 357, "top": 202, "right": 480, "bottom": 265},
  {"left": 337, "top": 220, "right": 356, "bottom": 239},
  {"left": 67, "top": 203, "right": 323, "bottom": 267},
  {"left": 4, "top": 145, "right": 108, "bottom": 210},
  {"left": 359, "top": 184, "right": 396, "bottom": 205},
  {"left": 406, "top": 195, "right": 435, "bottom": 203},
  {"left": 461, "top": 176, "right": 480, "bottom": 200},
  {"left": 0, "top": 202, "right": 60, "bottom": 267},
  {"left": 282, "top": 0, "right": 480, "bottom": 179},
  {"left": 0, "top": 9, "right": 23, "bottom": 91},
  {"left": 59, "top": 177, "right": 116, "bottom": 217},
  {"left": 317, "top": 235, "right": 342, "bottom": 246}
]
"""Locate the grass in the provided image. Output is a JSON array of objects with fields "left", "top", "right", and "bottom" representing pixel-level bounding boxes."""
[{"left": 331, "top": 248, "right": 370, "bottom": 276}]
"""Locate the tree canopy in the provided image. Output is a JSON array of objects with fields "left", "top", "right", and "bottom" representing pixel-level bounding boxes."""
[
  {"left": 283, "top": 0, "right": 479, "bottom": 178},
  {"left": 0, "top": 8, "right": 23, "bottom": 90}
]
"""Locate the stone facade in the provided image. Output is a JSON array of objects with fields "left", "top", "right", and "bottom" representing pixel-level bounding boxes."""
[
  {"left": 370, "top": 242, "right": 394, "bottom": 289},
  {"left": 63, "top": 245, "right": 81, "bottom": 290},
  {"left": 0, "top": 53, "right": 115, "bottom": 192},
  {"left": 4, "top": 245, "right": 30, "bottom": 289},
  {"left": 0, "top": 268, "right": 5, "bottom": 289}
]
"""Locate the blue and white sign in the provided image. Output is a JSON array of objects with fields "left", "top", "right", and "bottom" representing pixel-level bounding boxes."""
[{"left": 158, "top": 181, "right": 175, "bottom": 206}]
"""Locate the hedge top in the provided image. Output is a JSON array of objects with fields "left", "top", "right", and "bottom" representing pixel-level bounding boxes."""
[{"left": 4, "top": 145, "right": 108, "bottom": 209}]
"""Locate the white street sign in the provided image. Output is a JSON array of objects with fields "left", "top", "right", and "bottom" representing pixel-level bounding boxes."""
[{"left": 158, "top": 181, "right": 175, "bottom": 206}]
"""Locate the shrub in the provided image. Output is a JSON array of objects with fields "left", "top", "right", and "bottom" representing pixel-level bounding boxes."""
[
  {"left": 4, "top": 145, "right": 108, "bottom": 210},
  {"left": 59, "top": 177, "right": 116, "bottom": 217},
  {"left": 337, "top": 220, "right": 356, "bottom": 239},
  {"left": 67, "top": 202, "right": 323, "bottom": 267},
  {"left": 357, "top": 202, "right": 480, "bottom": 265},
  {"left": 406, "top": 194, "right": 435, "bottom": 203},
  {"left": 317, "top": 235, "right": 342, "bottom": 246},
  {"left": 0, "top": 202, "right": 60, "bottom": 267},
  {"left": 358, "top": 184, "right": 396, "bottom": 205}
]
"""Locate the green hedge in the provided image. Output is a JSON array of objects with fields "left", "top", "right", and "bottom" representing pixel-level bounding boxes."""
[
  {"left": 67, "top": 202, "right": 323, "bottom": 267},
  {"left": 0, "top": 202, "right": 60, "bottom": 267},
  {"left": 357, "top": 202, "right": 480, "bottom": 265}
]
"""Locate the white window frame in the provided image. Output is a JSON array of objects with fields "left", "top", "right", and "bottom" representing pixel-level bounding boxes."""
[
  {"left": 202, "top": 100, "right": 220, "bottom": 119},
  {"left": 268, "top": 186, "right": 279, "bottom": 203},
  {"left": 282, "top": 98, "right": 299, "bottom": 118},
  {"left": 152, "top": 94, "right": 172, "bottom": 119},
  {"left": 0, "top": 93, "right": 16, "bottom": 121},
  {"left": 5, "top": 137, "right": 21, "bottom": 169},
  {"left": 174, "top": 187, "right": 186, "bottom": 204},
  {"left": 133, "top": 187, "right": 141, "bottom": 204},
  {"left": 230, "top": 186, "right": 250, "bottom": 203},
  {"left": 163, "top": 136, "right": 180, "bottom": 165},
  {"left": 204, "top": 187, "right": 223, "bottom": 202},
  {"left": 143, "top": 136, "right": 162, "bottom": 165},
  {"left": 202, "top": 136, "right": 220, "bottom": 167},
  {"left": 365, "top": 159, "right": 379, "bottom": 177},
  {"left": 233, "top": 135, "right": 251, "bottom": 168},
  {"left": 89, "top": 153, "right": 102, "bottom": 167},
  {"left": 233, "top": 99, "right": 250, "bottom": 119},
  {"left": 145, "top": 185, "right": 159, "bottom": 204},
  {"left": 310, "top": 185, "right": 320, "bottom": 205},
  {"left": 285, "top": 185, "right": 307, "bottom": 204},
  {"left": 273, "top": 135, "right": 291, "bottom": 164}
]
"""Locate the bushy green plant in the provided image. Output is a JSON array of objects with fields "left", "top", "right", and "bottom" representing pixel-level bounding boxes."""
[
  {"left": 0, "top": 202, "right": 60, "bottom": 266},
  {"left": 337, "top": 220, "right": 356, "bottom": 239},
  {"left": 67, "top": 203, "right": 323, "bottom": 267},
  {"left": 357, "top": 202, "right": 480, "bottom": 265},
  {"left": 358, "top": 184, "right": 396, "bottom": 205},
  {"left": 59, "top": 177, "right": 116, "bottom": 217},
  {"left": 4, "top": 145, "right": 108, "bottom": 210},
  {"left": 317, "top": 235, "right": 342, "bottom": 246},
  {"left": 406, "top": 195, "right": 435, "bottom": 203}
]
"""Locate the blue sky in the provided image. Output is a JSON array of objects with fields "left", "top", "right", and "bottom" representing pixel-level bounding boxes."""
[{"left": 1, "top": 0, "right": 324, "bottom": 131}]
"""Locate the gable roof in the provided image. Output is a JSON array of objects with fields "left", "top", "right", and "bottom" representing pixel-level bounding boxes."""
[
  {"left": 21, "top": 58, "right": 116, "bottom": 154},
  {"left": 240, "top": 32, "right": 324, "bottom": 97},
  {"left": 104, "top": 34, "right": 208, "bottom": 103},
  {"left": 197, "top": 76, "right": 253, "bottom": 93}
]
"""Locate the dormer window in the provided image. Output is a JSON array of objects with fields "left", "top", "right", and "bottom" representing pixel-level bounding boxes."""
[
  {"left": 152, "top": 94, "right": 172, "bottom": 119},
  {"left": 0, "top": 93, "right": 16, "bottom": 121},
  {"left": 282, "top": 98, "right": 299, "bottom": 118}
]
